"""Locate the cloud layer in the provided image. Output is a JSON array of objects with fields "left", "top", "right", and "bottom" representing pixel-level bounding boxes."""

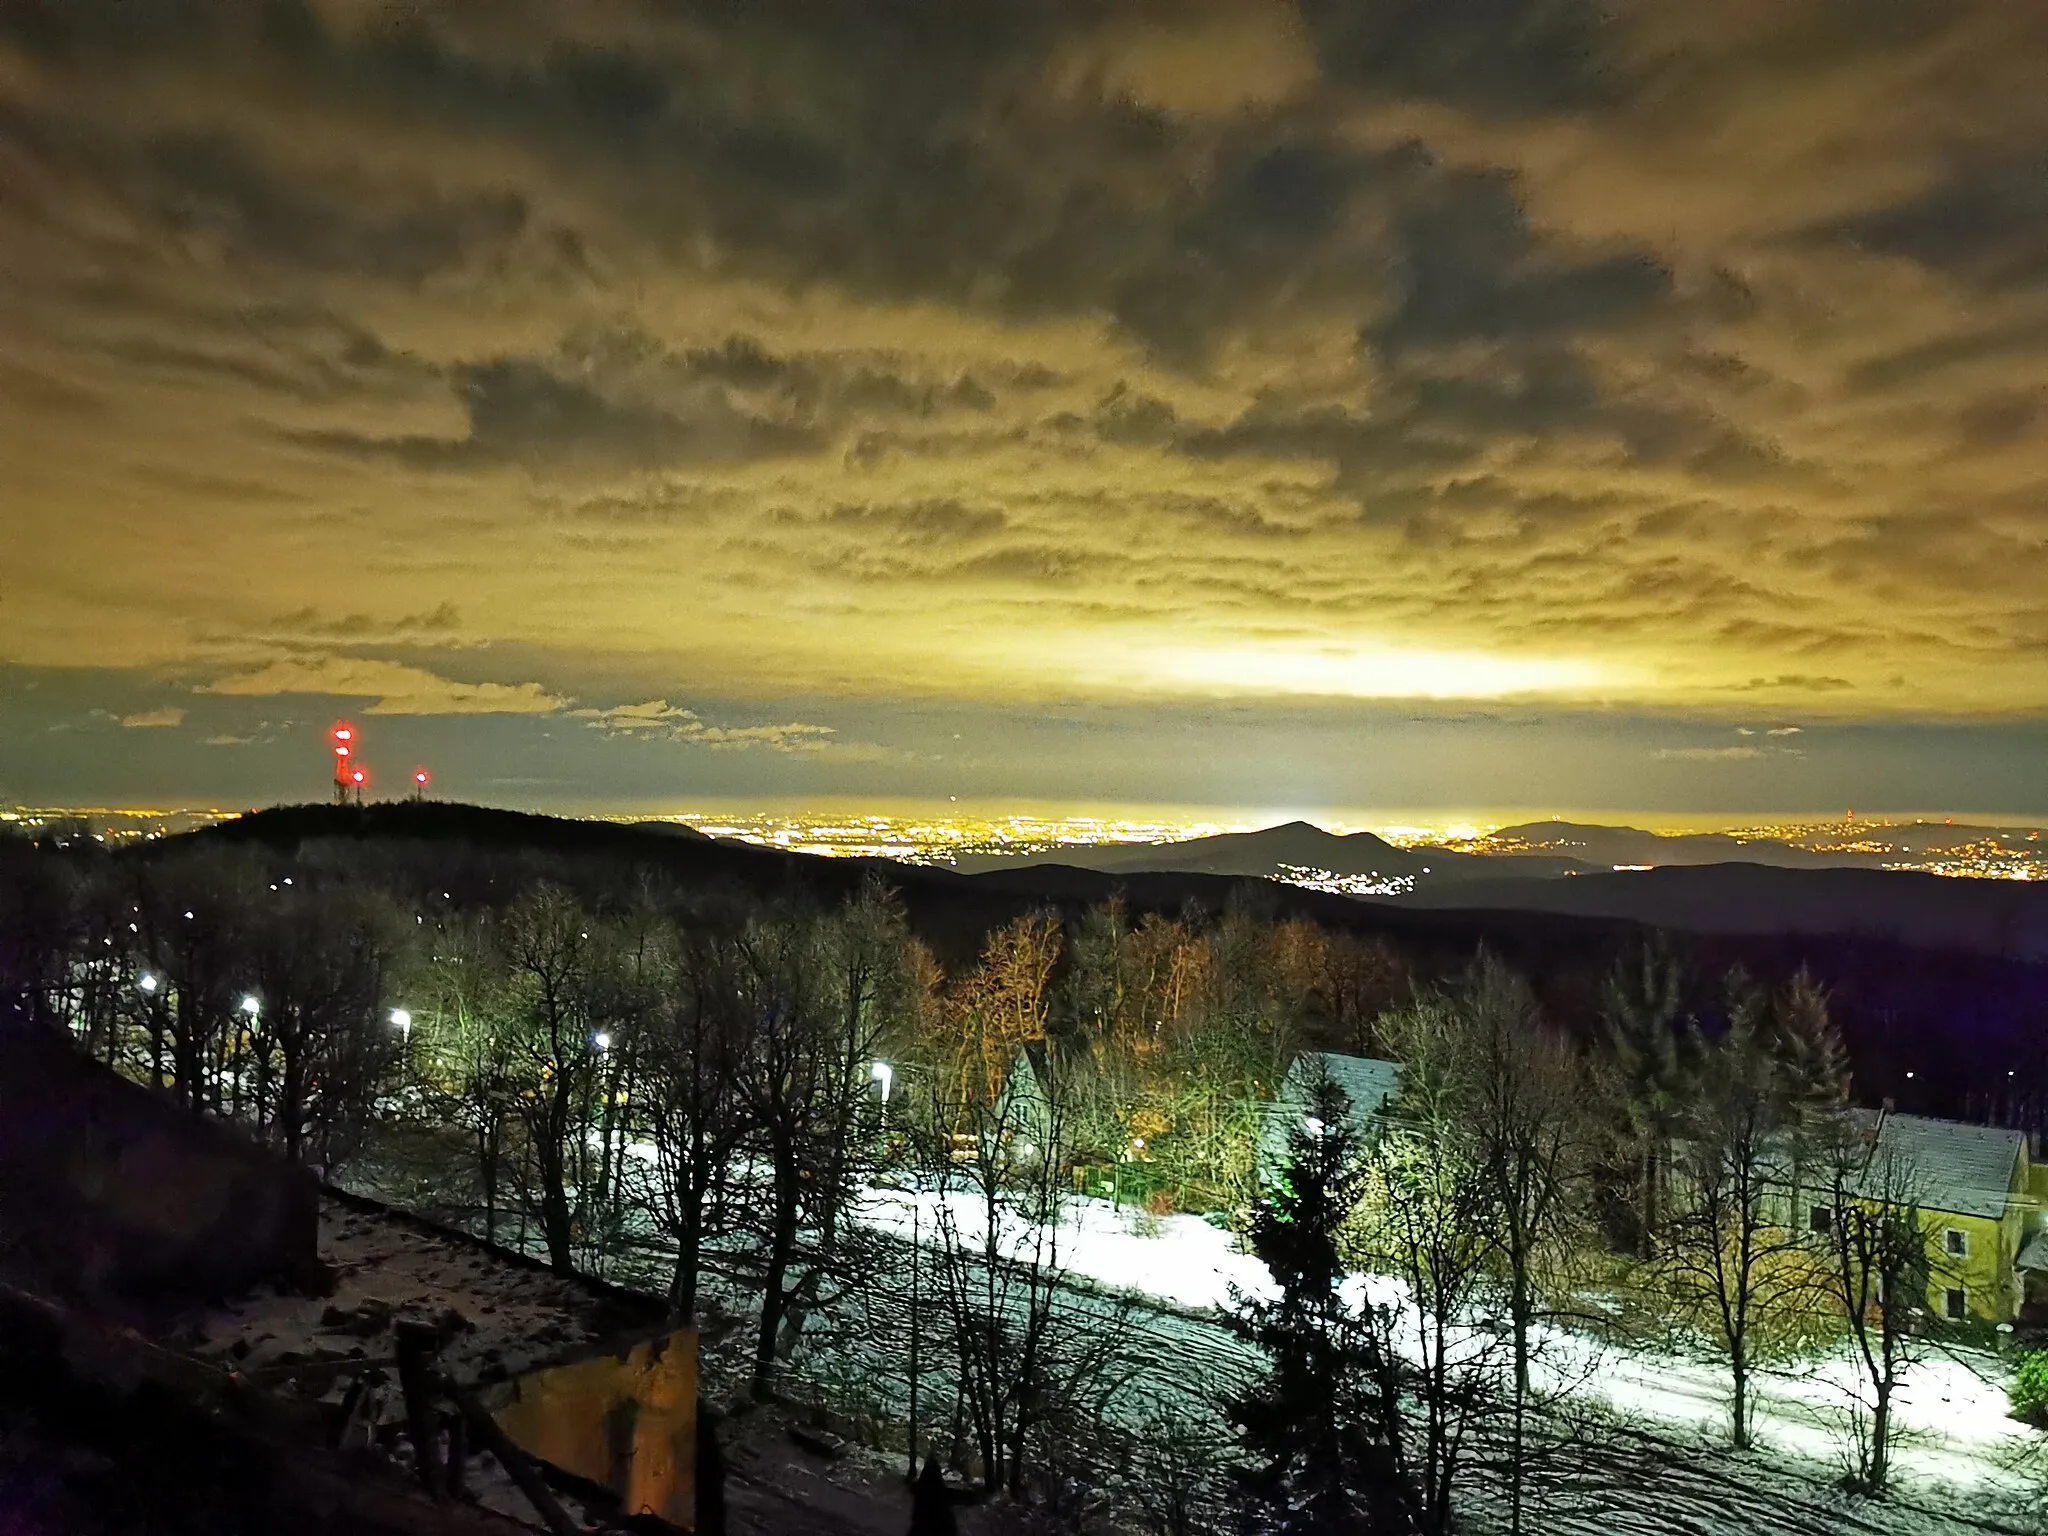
[{"left": 1, "top": 0, "right": 2045, "bottom": 806}]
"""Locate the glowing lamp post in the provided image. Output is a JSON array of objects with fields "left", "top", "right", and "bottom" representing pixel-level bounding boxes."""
[
  {"left": 389, "top": 1007, "right": 413, "bottom": 1089},
  {"left": 870, "top": 1060, "right": 894, "bottom": 1104},
  {"left": 138, "top": 973, "right": 158, "bottom": 995}
]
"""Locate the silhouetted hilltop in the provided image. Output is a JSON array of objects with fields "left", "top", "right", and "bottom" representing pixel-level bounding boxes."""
[
  {"left": 1484, "top": 820, "right": 1849, "bottom": 869},
  {"left": 955, "top": 819, "right": 1582, "bottom": 883}
]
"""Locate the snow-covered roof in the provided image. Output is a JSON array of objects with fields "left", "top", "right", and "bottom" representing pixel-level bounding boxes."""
[
  {"left": 1259, "top": 1051, "right": 1402, "bottom": 1175},
  {"left": 1869, "top": 1112, "right": 2024, "bottom": 1221},
  {"left": 1295, "top": 1052, "right": 1402, "bottom": 1124}
]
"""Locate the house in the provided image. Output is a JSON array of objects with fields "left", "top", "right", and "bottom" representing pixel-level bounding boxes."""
[
  {"left": 998, "top": 1041, "right": 1057, "bottom": 1152},
  {"left": 1808, "top": 1108, "right": 2043, "bottom": 1326},
  {"left": 1258, "top": 1050, "right": 1402, "bottom": 1184}
]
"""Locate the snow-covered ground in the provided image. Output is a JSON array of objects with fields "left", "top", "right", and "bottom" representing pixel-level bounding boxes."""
[
  {"left": 852, "top": 1182, "right": 2045, "bottom": 1530},
  {"left": 353, "top": 1138, "right": 2046, "bottom": 1533}
]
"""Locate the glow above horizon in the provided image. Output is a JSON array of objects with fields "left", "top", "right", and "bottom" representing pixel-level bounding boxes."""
[
  {"left": 2, "top": 3, "right": 2047, "bottom": 813},
  {"left": 1131, "top": 644, "right": 1617, "bottom": 700}
]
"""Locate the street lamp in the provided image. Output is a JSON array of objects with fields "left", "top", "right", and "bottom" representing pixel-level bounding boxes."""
[
  {"left": 389, "top": 1007, "right": 412, "bottom": 1040},
  {"left": 593, "top": 1031, "right": 612, "bottom": 1053},
  {"left": 871, "top": 1060, "right": 894, "bottom": 1104},
  {"left": 138, "top": 973, "right": 158, "bottom": 995},
  {"left": 240, "top": 995, "right": 261, "bottom": 1019}
]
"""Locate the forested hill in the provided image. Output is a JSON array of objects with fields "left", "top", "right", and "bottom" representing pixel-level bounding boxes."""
[
  {"left": 1396, "top": 862, "right": 2048, "bottom": 964},
  {"left": 94, "top": 800, "right": 2045, "bottom": 1122}
]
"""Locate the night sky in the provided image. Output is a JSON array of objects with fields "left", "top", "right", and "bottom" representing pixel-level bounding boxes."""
[{"left": 3, "top": 1, "right": 2046, "bottom": 815}]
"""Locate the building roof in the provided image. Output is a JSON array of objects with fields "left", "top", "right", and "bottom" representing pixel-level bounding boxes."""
[
  {"left": 2017, "top": 1230, "right": 2048, "bottom": 1273},
  {"left": 1259, "top": 1051, "right": 1402, "bottom": 1175},
  {"left": 1294, "top": 1052, "right": 1403, "bottom": 1125},
  {"left": 1867, "top": 1111, "right": 2024, "bottom": 1221}
]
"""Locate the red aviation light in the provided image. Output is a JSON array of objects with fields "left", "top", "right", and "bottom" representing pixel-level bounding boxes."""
[
  {"left": 413, "top": 768, "right": 430, "bottom": 787},
  {"left": 350, "top": 768, "right": 366, "bottom": 786},
  {"left": 332, "top": 723, "right": 354, "bottom": 743},
  {"left": 335, "top": 744, "right": 350, "bottom": 758}
]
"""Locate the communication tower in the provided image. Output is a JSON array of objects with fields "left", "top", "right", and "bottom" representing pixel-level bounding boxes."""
[{"left": 330, "top": 723, "right": 355, "bottom": 805}]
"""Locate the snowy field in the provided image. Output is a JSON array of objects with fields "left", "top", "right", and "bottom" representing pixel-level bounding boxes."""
[
  {"left": 853, "top": 1184, "right": 2047, "bottom": 1534},
  {"left": 352, "top": 1142, "right": 2047, "bottom": 1534}
]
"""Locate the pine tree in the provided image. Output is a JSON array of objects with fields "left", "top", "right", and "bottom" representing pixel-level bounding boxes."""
[
  {"left": 1602, "top": 941, "right": 1691, "bottom": 1252},
  {"left": 1228, "top": 1072, "right": 1415, "bottom": 1534},
  {"left": 1769, "top": 966, "right": 1849, "bottom": 1110}
]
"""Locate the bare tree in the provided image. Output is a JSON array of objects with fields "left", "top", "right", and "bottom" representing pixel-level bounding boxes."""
[
  {"left": 1118, "top": 1400, "right": 1230, "bottom": 1536},
  {"left": 1447, "top": 956, "right": 1600, "bottom": 1536},
  {"left": 499, "top": 884, "right": 603, "bottom": 1273},
  {"left": 247, "top": 883, "right": 398, "bottom": 1165},
  {"left": 1355, "top": 995, "right": 1504, "bottom": 1536},
  {"left": 1815, "top": 1115, "right": 1932, "bottom": 1492},
  {"left": 1659, "top": 981, "right": 1814, "bottom": 1449},
  {"left": 416, "top": 916, "right": 522, "bottom": 1242},
  {"left": 909, "top": 1006, "right": 1140, "bottom": 1508},
  {"left": 633, "top": 920, "right": 748, "bottom": 1323}
]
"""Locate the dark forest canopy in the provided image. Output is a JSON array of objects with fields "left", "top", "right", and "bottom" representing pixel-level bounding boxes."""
[{"left": 3, "top": 800, "right": 2039, "bottom": 1122}]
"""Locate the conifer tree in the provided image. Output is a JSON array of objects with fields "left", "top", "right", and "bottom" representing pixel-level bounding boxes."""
[
  {"left": 1767, "top": 965, "right": 1849, "bottom": 1233},
  {"left": 1602, "top": 941, "right": 1691, "bottom": 1250},
  {"left": 1228, "top": 1072, "right": 1415, "bottom": 1534}
]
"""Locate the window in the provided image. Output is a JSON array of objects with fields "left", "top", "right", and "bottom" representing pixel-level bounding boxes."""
[
  {"left": 1809, "top": 1205, "right": 1834, "bottom": 1236},
  {"left": 1945, "top": 1227, "right": 1970, "bottom": 1259},
  {"left": 1946, "top": 1288, "right": 1968, "bottom": 1321}
]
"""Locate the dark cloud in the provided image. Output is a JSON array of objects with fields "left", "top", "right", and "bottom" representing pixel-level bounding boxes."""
[
  {"left": 1826, "top": 158, "right": 2048, "bottom": 291},
  {"left": 1370, "top": 168, "right": 1671, "bottom": 356},
  {"left": 294, "top": 357, "right": 824, "bottom": 469},
  {"left": 1300, "top": 0, "right": 1625, "bottom": 118},
  {"left": 137, "top": 131, "right": 532, "bottom": 283},
  {"left": 825, "top": 500, "right": 1007, "bottom": 541}
]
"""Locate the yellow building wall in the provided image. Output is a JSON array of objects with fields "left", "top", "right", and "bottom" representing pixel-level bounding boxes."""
[
  {"left": 1920, "top": 1209, "right": 2011, "bottom": 1322},
  {"left": 1920, "top": 1146, "right": 2031, "bottom": 1324},
  {"left": 494, "top": 1328, "right": 697, "bottom": 1527}
]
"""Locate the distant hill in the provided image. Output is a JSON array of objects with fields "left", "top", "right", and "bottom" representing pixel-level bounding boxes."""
[
  {"left": 1480, "top": 820, "right": 1859, "bottom": 869},
  {"left": 1392, "top": 862, "right": 2048, "bottom": 962},
  {"left": 953, "top": 819, "right": 1582, "bottom": 886}
]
